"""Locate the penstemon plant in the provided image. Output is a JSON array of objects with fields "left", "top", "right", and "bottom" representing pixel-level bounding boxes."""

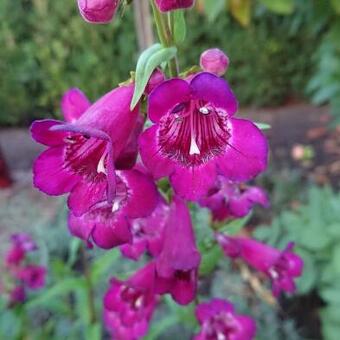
[{"left": 28, "top": 0, "right": 304, "bottom": 339}]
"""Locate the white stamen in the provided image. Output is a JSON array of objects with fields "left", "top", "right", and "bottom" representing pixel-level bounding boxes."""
[
  {"left": 189, "top": 137, "right": 200, "bottom": 155},
  {"left": 217, "top": 333, "right": 226, "bottom": 340},
  {"left": 112, "top": 200, "right": 120, "bottom": 212},
  {"left": 199, "top": 107, "right": 210, "bottom": 115},
  {"left": 135, "top": 296, "right": 144, "bottom": 309},
  {"left": 269, "top": 267, "right": 279, "bottom": 279},
  {"left": 97, "top": 152, "right": 107, "bottom": 175}
]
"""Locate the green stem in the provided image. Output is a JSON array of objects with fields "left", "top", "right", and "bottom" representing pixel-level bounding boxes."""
[
  {"left": 150, "top": 0, "right": 178, "bottom": 77},
  {"left": 80, "top": 246, "right": 96, "bottom": 325}
]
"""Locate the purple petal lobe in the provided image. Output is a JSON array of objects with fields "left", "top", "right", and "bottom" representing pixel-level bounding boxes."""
[
  {"left": 148, "top": 78, "right": 191, "bottom": 123},
  {"left": 190, "top": 72, "right": 238, "bottom": 116},
  {"left": 217, "top": 118, "right": 268, "bottom": 181},
  {"left": 30, "top": 120, "right": 66, "bottom": 146},
  {"left": 61, "top": 88, "right": 91, "bottom": 122}
]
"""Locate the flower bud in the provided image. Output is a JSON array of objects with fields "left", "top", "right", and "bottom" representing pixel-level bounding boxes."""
[
  {"left": 155, "top": 0, "right": 195, "bottom": 12},
  {"left": 145, "top": 69, "right": 165, "bottom": 95},
  {"left": 77, "top": 0, "right": 119, "bottom": 24},
  {"left": 200, "top": 48, "right": 229, "bottom": 76}
]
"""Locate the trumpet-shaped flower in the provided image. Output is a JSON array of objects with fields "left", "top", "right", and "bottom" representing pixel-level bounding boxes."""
[
  {"left": 120, "top": 200, "right": 169, "bottom": 260},
  {"left": 139, "top": 72, "right": 268, "bottom": 201},
  {"left": 31, "top": 85, "right": 139, "bottom": 216},
  {"left": 104, "top": 263, "right": 157, "bottom": 339},
  {"left": 195, "top": 299, "right": 256, "bottom": 340},
  {"left": 155, "top": 196, "right": 201, "bottom": 305},
  {"left": 216, "top": 235, "right": 303, "bottom": 296},
  {"left": 199, "top": 178, "right": 269, "bottom": 221},
  {"left": 68, "top": 168, "right": 159, "bottom": 249}
]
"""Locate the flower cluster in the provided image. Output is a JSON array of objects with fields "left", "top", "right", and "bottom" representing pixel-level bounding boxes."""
[
  {"left": 30, "top": 5, "right": 304, "bottom": 337},
  {"left": 0, "top": 234, "right": 46, "bottom": 306}
]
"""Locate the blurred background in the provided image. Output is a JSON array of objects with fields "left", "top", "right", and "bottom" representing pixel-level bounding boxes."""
[{"left": 1, "top": 0, "right": 340, "bottom": 339}]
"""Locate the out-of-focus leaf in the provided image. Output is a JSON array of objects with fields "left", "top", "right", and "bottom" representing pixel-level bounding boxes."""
[
  {"left": 203, "top": 0, "right": 226, "bottom": 22},
  {"left": 258, "top": 0, "right": 295, "bottom": 15},
  {"left": 173, "top": 10, "right": 186, "bottom": 44},
  {"left": 229, "top": 0, "right": 251, "bottom": 27},
  {"left": 86, "top": 323, "right": 101, "bottom": 340},
  {"left": 331, "top": 0, "right": 340, "bottom": 14},
  {"left": 26, "top": 278, "right": 84, "bottom": 309},
  {"left": 199, "top": 245, "right": 223, "bottom": 276},
  {"left": 67, "top": 238, "right": 81, "bottom": 268},
  {"left": 220, "top": 213, "right": 252, "bottom": 235},
  {"left": 255, "top": 122, "right": 271, "bottom": 130},
  {"left": 91, "top": 249, "right": 120, "bottom": 283}
]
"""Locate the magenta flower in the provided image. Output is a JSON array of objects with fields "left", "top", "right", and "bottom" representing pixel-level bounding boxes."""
[
  {"left": 17, "top": 265, "right": 47, "bottom": 290},
  {"left": 139, "top": 72, "right": 268, "bottom": 201},
  {"left": 200, "top": 48, "right": 230, "bottom": 77},
  {"left": 104, "top": 263, "right": 157, "bottom": 340},
  {"left": 31, "top": 85, "right": 139, "bottom": 216},
  {"left": 77, "top": 0, "right": 119, "bottom": 24},
  {"left": 199, "top": 178, "right": 269, "bottom": 221},
  {"left": 217, "top": 235, "right": 304, "bottom": 296},
  {"left": 68, "top": 168, "right": 159, "bottom": 249},
  {"left": 155, "top": 0, "right": 195, "bottom": 12},
  {"left": 195, "top": 299, "right": 256, "bottom": 340},
  {"left": 120, "top": 199, "right": 169, "bottom": 260},
  {"left": 155, "top": 196, "right": 201, "bottom": 305},
  {"left": 5, "top": 233, "right": 37, "bottom": 267},
  {"left": 9, "top": 286, "right": 26, "bottom": 305}
]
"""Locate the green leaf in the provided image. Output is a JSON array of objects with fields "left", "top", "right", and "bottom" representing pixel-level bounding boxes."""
[
  {"left": 258, "top": 0, "right": 295, "bottom": 15},
  {"left": 67, "top": 238, "right": 81, "bottom": 268},
  {"left": 203, "top": 0, "right": 226, "bottom": 22},
  {"left": 144, "top": 315, "right": 179, "bottom": 340},
  {"left": 91, "top": 249, "right": 120, "bottom": 283},
  {"left": 86, "top": 323, "right": 101, "bottom": 340},
  {"left": 26, "top": 277, "right": 84, "bottom": 309},
  {"left": 220, "top": 213, "right": 252, "bottom": 235},
  {"left": 199, "top": 245, "right": 223, "bottom": 276},
  {"left": 130, "top": 44, "right": 177, "bottom": 110},
  {"left": 331, "top": 0, "right": 340, "bottom": 14},
  {"left": 230, "top": 0, "right": 251, "bottom": 27},
  {"left": 173, "top": 10, "right": 186, "bottom": 44},
  {"left": 254, "top": 122, "right": 271, "bottom": 130}
]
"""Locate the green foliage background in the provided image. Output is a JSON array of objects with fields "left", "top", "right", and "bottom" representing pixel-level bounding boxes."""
[{"left": 0, "top": 0, "right": 322, "bottom": 126}]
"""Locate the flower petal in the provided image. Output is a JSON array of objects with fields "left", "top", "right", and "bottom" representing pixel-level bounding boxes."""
[
  {"left": 30, "top": 120, "right": 66, "bottom": 146},
  {"left": 91, "top": 216, "right": 132, "bottom": 249},
  {"left": 217, "top": 118, "right": 268, "bottom": 182},
  {"left": 33, "top": 147, "right": 80, "bottom": 195},
  {"left": 190, "top": 72, "right": 238, "bottom": 116},
  {"left": 118, "top": 169, "right": 159, "bottom": 218},
  {"left": 67, "top": 178, "right": 107, "bottom": 217},
  {"left": 61, "top": 88, "right": 91, "bottom": 122},
  {"left": 170, "top": 162, "right": 217, "bottom": 201},
  {"left": 148, "top": 78, "right": 191, "bottom": 123},
  {"left": 139, "top": 125, "right": 176, "bottom": 180}
]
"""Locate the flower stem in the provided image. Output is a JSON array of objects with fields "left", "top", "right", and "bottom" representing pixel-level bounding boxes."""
[
  {"left": 150, "top": 0, "right": 178, "bottom": 77},
  {"left": 80, "top": 245, "right": 97, "bottom": 325}
]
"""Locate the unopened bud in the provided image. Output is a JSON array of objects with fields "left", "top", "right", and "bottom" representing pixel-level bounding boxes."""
[
  {"left": 200, "top": 48, "right": 229, "bottom": 76},
  {"left": 77, "top": 0, "right": 119, "bottom": 24}
]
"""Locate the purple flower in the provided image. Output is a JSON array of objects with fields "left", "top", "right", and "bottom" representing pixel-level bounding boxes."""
[
  {"left": 68, "top": 168, "right": 159, "bottom": 249},
  {"left": 200, "top": 48, "right": 230, "bottom": 77},
  {"left": 195, "top": 299, "right": 256, "bottom": 340},
  {"left": 199, "top": 178, "right": 269, "bottom": 221},
  {"left": 104, "top": 263, "right": 158, "bottom": 340},
  {"left": 120, "top": 199, "right": 169, "bottom": 260},
  {"left": 9, "top": 286, "right": 26, "bottom": 305},
  {"left": 155, "top": 196, "right": 201, "bottom": 305},
  {"left": 217, "top": 235, "right": 304, "bottom": 296},
  {"left": 77, "top": 0, "right": 119, "bottom": 24},
  {"left": 155, "top": 0, "right": 195, "bottom": 12},
  {"left": 31, "top": 85, "right": 139, "bottom": 216},
  {"left": 145, "top": 69, "right": 166, "bottom": 95},
  {"left": 5, "top": 233, "right": 37, "bottom": 267},
  {"left": 139, "top": 72, "right": 268, "bottom": 201},
  {"left": 17, "top": 265, "right": 47, "bottom": 290}
]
